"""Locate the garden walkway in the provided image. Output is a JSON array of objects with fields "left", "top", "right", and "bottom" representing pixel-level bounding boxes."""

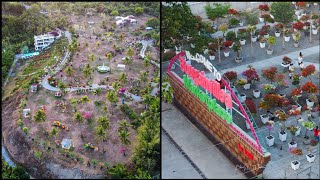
[{"left": 139, "top": 39, "right": 153, "bottom": 58}]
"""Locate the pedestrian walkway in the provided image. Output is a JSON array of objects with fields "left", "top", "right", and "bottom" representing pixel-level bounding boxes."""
[{"left": 162, "top": 102, "right": 246, "bottom": 179}]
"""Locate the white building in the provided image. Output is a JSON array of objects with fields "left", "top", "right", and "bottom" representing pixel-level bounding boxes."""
[
  {"left": 115, "top": 15, "right": 137, "bottom": 26},
  {"left": 34, "top": 33, "right": 55, "bottom": 51}
]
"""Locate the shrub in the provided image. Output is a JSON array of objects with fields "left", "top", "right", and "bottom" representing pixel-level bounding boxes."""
[
  {"left": 274, "top": 23, "right": 284, "bottom": 31},
  {"left": 226, "top": 31, "right": 237, "bottom": 41},
  {"left": 292, "top": 21, "right": 304, "bottom": 31},
  {"left": 259, "top": 4, "right": 269, "bottom": 11},
  {"left": 120, "top": 104, "right": 140, "bottom": 128},
  {"left": 245, "top": 99, "right": 257, "bottom": 114},
  {"left": 228, "top": 8, "right": 238, "bottom": 15},
  {"left": 302, "top": 82, "right": 318, "bottom": 93},
  {"left": 242, "top": 66, "right": 260, "bottom": 83},
  {"left": 223, "top": 71, "right": 237, "bottom": 81},
  {"left": 162, "top": 50, "right": 176, "bottom": 62},
  {"left": 282, "top": 56, "right": 292, "bottom": 64},
  {"left": 301, "top": 64, "right": 316, "bottom": 78}
]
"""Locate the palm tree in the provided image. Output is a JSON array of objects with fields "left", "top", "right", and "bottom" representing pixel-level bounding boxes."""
[
  {"left": 93, "top": 87, "right": 102, "bottom": 96},
  {"left": 80, "top": 95, "right": 90, "bottom": 104},
  {"left": 96, "top": 125, "right": 107, "bottom": 142},
  {"left": 112, "top": 81, "right": 121, "bottom": 92},
  {"left": 96, "top": 41, "right": 100, "bottom": 48},
  {"left": 107, "top": 163, "right": 128, "bottom": 179},
  {"left": 139, "top": 71, "right": 148, "bottom": 82},
  {"left": 34, "top": 109, "right": 46, "bottom": 122},
  {"left": 64, "top": 66, "right": 75, "bottom": 76},
  {"left": 106, "top": 90, "right": 118, "bottom": 114},
  {"left": 98, "top": 116, "right": 110, "bottom": 130},
  {"left": 118, "top": 129, "right": 131, "bottom": 145},
  {"left": 126, "top": 47, "right": 134, "bottom": 58},
  {"left": 143, "top": 94, "right": 153, "bottom": 109},
  {"left": 143, "top": 57, "right": 151, "bottom": 68},
  {"left": 70, "top": 98, "right": 78, "bottom": 112},
  {"left": 88, "top": 53, "right": 96, "bottom": 62},
  {"left": 106, "top": 52, "right": 112, "bottom": 62},
  {"left": 118, "top": 119, "right": 131, "bottom": 132},
  {"left": 119, "top": 73, "right": 127, "bottom": 84},
  {"left": 73, "top": 112, "right": 84, "bottom": 137},
  {"left": 82, "top": 64, "right": 92, "bottom": 78},
  {"left": 123, "top": 57, "right": 132, "bottom": 65}
]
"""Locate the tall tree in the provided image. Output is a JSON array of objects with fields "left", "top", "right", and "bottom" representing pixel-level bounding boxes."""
[
  {"left": 64, "top": 66, "right": 75, "bottom": 76},
  {"left": 97, "top": 116, "right": 110, "bottom": 130},
  {"left": 270, "top": 2, "right": 295, "bottom": 48},
  {"left": 126, "top": 47, "right": 134, "bottom": 58},
  {"left": 205, "top": 3, "right": 230, "bottom": 26},
  {"left": 34, "top": 109, "right": 46, "bottom": 122}
]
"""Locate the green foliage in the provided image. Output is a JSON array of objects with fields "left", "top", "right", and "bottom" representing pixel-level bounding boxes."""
[
  {"left": 34, "top": 109, "right": 46, "bottom": 122},
  {"left": 110, "top": 10, "right": 119, "bottom": 16},
  {"left": 34, "top": 150, "right": 42, "bottom": 160},
  {"left": 146, "top": 18, "right": 159, "bottom": 28},
  {"left": 134, "top": 7, "right": 144, "bottom": 15},
  {"left": 229, "top": 18, "right": 240, "bottom": 27},
  {"left": 97, "top": 116, "right": 110, "bottom": 130},
  {"left": 17, "top": 119, "right": 23, "bottom": 127},
  {"left": 2, "top": 158, "right": 30, "bottom": 179},
  {"left": 205, "top": 3, "right": 231, "bottom": 21},
  {"left": 120, "top": 104, "right": 140, "bottom": 128},
  {"left": 270, "top": 2, "right": 294, "bottom": 25},
  {"left": 22, "top": 126, "right": 29, "bottom": 134},
  {"left": 107, "top": 163, "right": 128, "bottom": 179}
]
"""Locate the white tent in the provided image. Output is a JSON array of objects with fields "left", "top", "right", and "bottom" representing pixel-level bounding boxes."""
[
  {"left": 116, "top": 20, "right": 124, "bottom": 26},
  {"left": 117, "top": 64, "right": 126, "bottom": 70}
]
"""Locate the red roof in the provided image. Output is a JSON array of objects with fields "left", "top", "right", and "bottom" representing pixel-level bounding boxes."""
[{"left": 49, "top": 31, "right": 59, "bottom": 36}]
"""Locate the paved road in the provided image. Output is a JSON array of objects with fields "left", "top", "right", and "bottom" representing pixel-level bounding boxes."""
[
  {"left": 162, "top": 102, "right": 247, "bottom": 179},
  {"left": 139, "top": 40, "right": 153, "bottom": 58}
]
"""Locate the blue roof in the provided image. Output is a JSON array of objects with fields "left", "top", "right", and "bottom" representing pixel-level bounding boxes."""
[{"left": 61, "top": 139, "right": 72, "bottom": 148}]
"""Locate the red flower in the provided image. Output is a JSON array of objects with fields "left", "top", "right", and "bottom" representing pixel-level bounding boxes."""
[
  {"left": 245, "top": 99, "right": 257, "bottom": 114},
  {"left": 224, "top": 41, "right": 233, "bottom": 47},
  {"left": 292, "top": 21, "right": 305, "bottom": 30},
  {"left": 302, "top": 81, "right": 318, "bottom": 93},
  {"left": 291, "top": 88, "right": 302, "bottom": 96},
  {"left": 223, "top": 71, "right": 237, "bottom": 81},
  {"left": 259, "top": 4, "right": 269, "bottom": 11},
  {"left": 302, "top": 64, "right": 316, "bottom": 78},
  {"left": 296, "top": 2, "right": 306, "bottom": 7},
  {"left": 228, "top": 8, "right": 238, "bottom": 15}
]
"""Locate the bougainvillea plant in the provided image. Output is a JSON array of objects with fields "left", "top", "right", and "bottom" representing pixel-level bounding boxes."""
[
  {"left": 83, "top": 112, "right": 93, "bottom": 120},
  {"left": 296, "top": 2, "right": 306, "bottom": 8},
  {"left": 242, "top": 66, "right": 260, "bottom": 84},
  {"left": 292, "top": 21, "right": 305, "bottom": 31},
  {"left": 263, "top": 94, "right": 283, "bottom": 107},
  {"left": 262, "top": 67, "right": 278, "bottom": 83},
  {"left": 302, "top": 81, "right": 318, "bottom": 93},
  {"left": 228, "top": 8, "right": 238, "bottom": 15},
  {"left": 282, "top": 56, "right": 292, "bottom": 64},
  {"left": 274, "top": 23, "right": 284, "bottom": 31},
  {"left": 291, "top": 88, "right": 302, "bottom": 97},
  {"left": 223, "top": 71, "right": 237, "bottom": 82},
  {"left": 301, "top": 64, "right": 316, "bottom": 82},
  {"left": 259, "top": 4, "right": 270, "bottom": 12},
  {"left": 224, "top": 40, "right": 233, "bottom": 47},
  {"left": 245, "top": 99, "right": 257, "bottom": 114}
]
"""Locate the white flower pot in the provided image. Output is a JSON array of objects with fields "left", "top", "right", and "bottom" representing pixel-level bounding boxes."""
[
  {"left": 264, "top": 33, "right": 269, "bottom": 38},
  {"left": 275, "top": 31, "right": 281, "bottom": 37},
  {"left": 260, "top": 114, "right": 269, "bottom": 124},
  {"left": 291, "top": 161, "right": 300, "bottom": 170},
  {"left": 164, "top": 49, "right": 171, "bottom": 53},
  {"left": 295, "top": 10, "right": 301, "bottom": 16},
  {"left": 253, "top": 90, "right": 260, "bottom": 98},
  {"left": 251, "top": 36, "right": 257, "bottom": 42},
  {"left": 239, "top": 22, "right": 244, "bottom": 26},
  {"left": 240, "top": 93, "right": 246, "bottom": 103},
  {"left": 297, "top": 15, "right": 302, "bottom": 20},
  {"left": 306, "top": 99, "right": 314, "bottom": 107},
  {"left": 295, "top": 126, "right": 301, "bottom": 136},
  {"left": 266, "top": 136, "right": 275, "bottom": 146},
  {"left": 243, "top": 83, "right": 251, "bottom": 90},
  {"left": 312, "top": 29, "right": 318, "bottom": 35},
  {"left": 267, "top": 49, "right": 273, "bottom": 55},
  {"left": 240, "top": 39, "right": 246, "bottom": 45},
  {"left": 306, "top": 3, "right": 310, "bottom": 7},
  {"left": 229, "top": 42, "right": 234, "bottom": 48},
  {"left": 224, "top": 51, "right": 230, "bottom": 57},
  {"left": 260, "top": 42, "right": 266, "bottom": 48},
  {"left": 259, "top": 17, "right": 264, "bottom": 22},
  {"left": 279, "top": 131, "right": 287, "bottom": 142},
  {"left": 296, "top": 104, "right": 302, "bottom": 111},
  {"left": 314, "top": 3, "right": 318, "bottom": 6},
  {"left": 190, "top": 43, "right": 195, "bottom": 48},
  {"left": 209, "top": 55, "right": 215, "bottom": 60},
  {"left": 312, "top": 25, "right": 316, "bottom": 28},
  {"left": 285, "top": 36, "right": 290, "bottom": 42},
  {"left": 306, "top": 154, "right": 316, "bottom": 163},
  {"left": 288, "top": 141, "right": 298, "bottom": 149}
]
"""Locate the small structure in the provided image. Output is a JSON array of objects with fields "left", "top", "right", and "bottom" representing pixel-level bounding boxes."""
[
  {"left": 31, "top": 84, "right": 38, "bottom": 92},
  {"left": 61, "top": 139, "right": 72, "bottom": 150},
  {"left": 23, "top": 109, "right": 31, "bottom": 118},
  {"left": 87, "top": 21, "right": 95, "bottom": 25},
  {"left": 115, "top": 15, "right": 137, "bottom": 26},
  {"left": 117, "top": 64, "right": 126, "bottom": 70},
  {"left": 34, "top": 33, "right": 55, "bottom": 51},
  {"left": 55, "top": 91, "right": 62, "bottom": 97},
  {"left": 97, "top": 63, "right": 110, "bottom": 73},
  {"left": 145, "top": 27, "right": 153, "bottom": 31}
]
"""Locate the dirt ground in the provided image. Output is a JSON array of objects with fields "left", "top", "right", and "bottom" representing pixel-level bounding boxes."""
[{"left": 2, "top": 12, "right": 159, "bottom": 179}]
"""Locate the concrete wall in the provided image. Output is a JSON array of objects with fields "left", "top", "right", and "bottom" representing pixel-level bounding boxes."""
[
  {"left": 167, "top": 72, "right": 271, "bottom": 176},
  {"left": 187, "top": 2, "right": 268, "bottom": 19}
]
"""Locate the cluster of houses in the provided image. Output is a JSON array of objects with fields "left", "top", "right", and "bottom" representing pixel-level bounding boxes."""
[{"left": 115, "top": 15, "right": 137, "bottom": 26}]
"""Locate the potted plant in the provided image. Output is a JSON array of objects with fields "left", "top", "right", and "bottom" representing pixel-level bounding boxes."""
[
  {"left": 260, "top": 113, "right": 269, "bottom": 124},
  {"left": 223, "top": 71, "right": 237, "bottom": 84},
  {"left": 284, "top": 29, "right": 291, "bottom": 42},
  {"left": 237, "top": 79, "right": 247, "bottom": 87},
  {"left": 237, "top": 28, "right": 247, "bottom": 45},
  {"left": 301, "top": 120, "right": 315, "bottom": 145},
  {"left": 218, "top": 23, "right": 228, "bottom": 37},
  {"left": 242, "top": 65, "right": 260, "bottom": 89},
  {"left": 267, "top": 36, "right": 276, "bottom": 55},
  {"left": 240, "top": 93, "right": 246, "bottom": 103},
  {"left": 208, "top": 42, "right": 218, "bottom": 60},
  {"left": 259, "top": 37, "right": 267, "bottom": 48},
  {"left": 226, "top": 31, "right": 237, "bottom": 43},
  {"left": 292, "top": 31, "right": 301, "bottom": 47},
  {"left": 232, "top": 43, "right": 242, "bottom": 63},
  {"left": 208, "top": 50, "right": 216, "bottom": 60},
  {"left": 291, "top": 160, "right": 301, "bottom": 170},
  {"left": 261, "top": 24, "right": 271, "bottom": 38},
  {"left": 281, "top": 56, "right": 292, "bottom": 67},
  {"left": 274, "top": 23, "right": 284, "bottom": 37},
  {"left": 306, "top": 147, "right": 316, "bottom": 163},
  {"left": 253, "top": 89, "right": 261, "bottom": 98},
  {"left": 247, "top": 25, "right": 257, "bottom": 41},
  {"left": 292, "top": 21, "right": 305, "bottom": 31},
  {"left": 223, "top": 47, "right": 230, "bottom": 57},
  {"left": 275, "top": 109, "right": 288, "bottom": 141},
  {"left": 266, "top": 120, "right": 275, "bottom": 146},
  {"left": 287, "top": 125, "right": 299, "bottom": 148}
]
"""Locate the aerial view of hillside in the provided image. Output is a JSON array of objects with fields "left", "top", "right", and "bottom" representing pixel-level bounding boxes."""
[{"left": 2, "top": 2, "right": 160, "bottom": 179}]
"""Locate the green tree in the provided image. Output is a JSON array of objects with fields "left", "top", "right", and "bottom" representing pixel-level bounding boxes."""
[
  {"left": 110, "top": 10, "right": 119, "bottom": 16},
  {"left": 97, "top": 116, "right": 110, "bottom": 130},
  {"left": 73, "top": 112, "right": 84, "bottom": 137},
  {"left": 82, "top": 63, "right": 93, "bottom": 78},
  {"left": 64, "top": 66, "right": 75, "bottom": 76},
  {"left": 205, "top": 3, "right": 230, "bottom": 26},
  {"left": 112, "top": 81, "right": 121, "bottom": 92},
  {"left": 134, "top": 7, "right": 144, "bottom": 15},
  {"left": 119, "top": 73, "right": 127, "bottom": 84},
  {"left": 58, "top": 81, "right": 67, "bottom": 91},
  {"left": 51, "top": 127, "right": 58, "bottom": 136},
  {"left": 34, "top": 109, "right": 46, "bottom": 122},
  {"left": 143, "top": 57, "right": 151, "bottom": 68},
  {"left": 127, "top": 168, "right": 152, "bottom": 179},
  {"left": 107, "top": 163, "right": 128, "bottom": 179},
  {"left": 106, "top": 90, "right": 118, "bottom": 106},
  {"left": 2, "top": 158, "right": 30, "bottom": 179},
  {"left": 118, "top": 129, "right": 131, "bottom": 145},
  {"left": 126, "top": 47, "right": 134, "bottom": 58},
  {"left": 96, "top": 125, "right": 107, "bottom": 142},
  {"left": 270, "top": 2, "right": 295, "bottom": 48},
  {"left": 146, "top": 17, "right": 160, "bottom": 28},
  {"left": 139, "top": 71, "right": 149, "bottom": 82},
  {"left": 88, "top": 53, "right": 96, "bottom": 62},
  {"left": 80, "top": 95, "right": 90, "bottom": 104},
  {"left": 118, "top": 119, "right": 131, "bottom": 132},
  {"left": 123, "top": 57, "right": 132, "bottom": 65},
  {"left": 22, "top": 126, "right": 29, "bottom": 134},
  {"left": 106, "top": 52, "right": 112, "bottom": 62}
]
